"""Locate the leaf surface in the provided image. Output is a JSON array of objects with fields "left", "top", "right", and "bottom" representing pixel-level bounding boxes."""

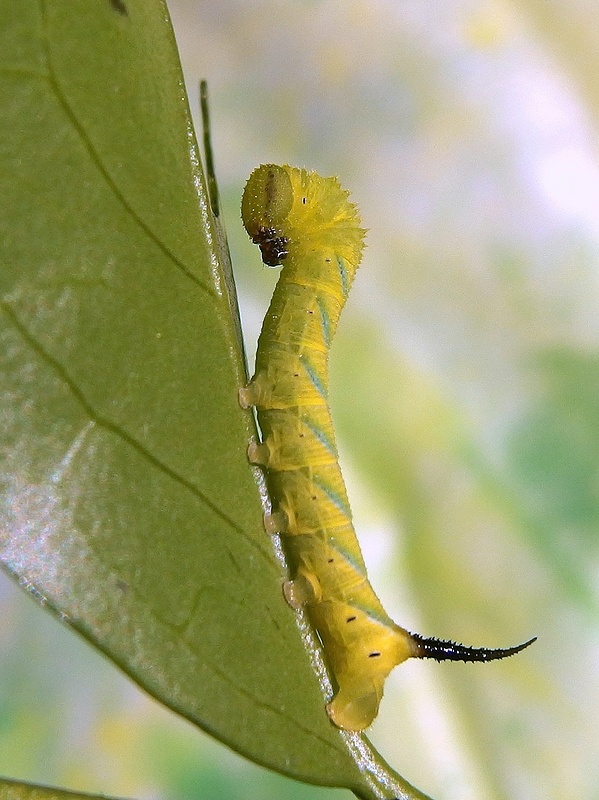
[{"left": 0, "top": 3, "right": 428, "bottom": 798}]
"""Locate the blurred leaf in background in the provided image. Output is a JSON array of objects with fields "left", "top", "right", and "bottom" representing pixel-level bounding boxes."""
[{"left": 2, "top": 1, "right": 599, "bottom": 800}]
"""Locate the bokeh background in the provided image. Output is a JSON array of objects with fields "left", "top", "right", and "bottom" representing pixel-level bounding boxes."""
[{"left": 2, "top": 1, "right": 599, "bottom": 799}]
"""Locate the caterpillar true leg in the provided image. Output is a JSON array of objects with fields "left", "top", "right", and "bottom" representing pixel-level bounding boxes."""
[{"left": 241, "top": 163, "right": 535, "bottom": 731}]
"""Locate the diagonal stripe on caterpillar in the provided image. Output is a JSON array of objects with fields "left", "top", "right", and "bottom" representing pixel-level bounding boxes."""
[{"left": 239, "top": 164, "right": 535, "bottom": 731}]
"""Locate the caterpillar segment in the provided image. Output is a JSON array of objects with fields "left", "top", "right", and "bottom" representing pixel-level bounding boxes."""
[{"left": 241, "top": 164, "right": 535, "bottom": 731}]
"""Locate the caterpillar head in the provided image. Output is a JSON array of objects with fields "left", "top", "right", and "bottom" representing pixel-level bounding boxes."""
[{"left": 242, "top": 164, "right": 294, "bottom": 266}]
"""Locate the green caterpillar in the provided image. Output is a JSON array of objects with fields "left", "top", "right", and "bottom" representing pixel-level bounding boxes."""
[{"left": 240, "top": 164, "right": 535, "bottom": 731}]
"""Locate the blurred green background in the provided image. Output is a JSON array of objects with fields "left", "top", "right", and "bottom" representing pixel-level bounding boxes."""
[{"left": 1, "top": 1, "right": 598, "bottom": 799}]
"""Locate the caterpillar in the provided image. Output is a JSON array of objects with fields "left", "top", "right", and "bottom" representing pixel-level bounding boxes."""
[{"left": 239, "top": 164, "right": 535, "bottom": 731}]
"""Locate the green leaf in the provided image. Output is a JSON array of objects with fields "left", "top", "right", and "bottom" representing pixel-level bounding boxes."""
[
  {"left": 0, "top": 777, "right": 117, "bottom": 800},
  {"left": 0, "top": 2, "right": 430, "bottom": 798}
]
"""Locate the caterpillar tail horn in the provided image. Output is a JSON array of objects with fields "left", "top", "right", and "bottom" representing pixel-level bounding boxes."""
[{"left": 411, "top": 633, "right": 537, "bottom": 663}]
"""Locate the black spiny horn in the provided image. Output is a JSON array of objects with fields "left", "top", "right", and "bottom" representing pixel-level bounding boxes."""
[{"left": 412, "top": 633, "right": 537, "bottom": 663}]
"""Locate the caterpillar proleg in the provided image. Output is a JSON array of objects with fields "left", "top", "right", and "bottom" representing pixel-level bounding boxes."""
[{"left": 240, "top": 163, "right": 535, "bottom": 731}]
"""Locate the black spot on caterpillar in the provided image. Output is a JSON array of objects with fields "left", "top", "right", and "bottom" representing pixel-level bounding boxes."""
[{"left": 240, "top": 164, "right": 536, "bottom": 731}]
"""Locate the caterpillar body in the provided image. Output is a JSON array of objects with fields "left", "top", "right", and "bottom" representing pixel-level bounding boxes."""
[{"left": 240, "top": 164, "right": 535, "bottom": 731}]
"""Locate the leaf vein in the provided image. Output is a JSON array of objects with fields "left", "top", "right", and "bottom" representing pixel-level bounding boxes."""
[
  {"left": 1, "top": 300, "right": 273, "bottom": 564},
  {"left": 38, "top": 0, "right": 216, "bottom": 301}
]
